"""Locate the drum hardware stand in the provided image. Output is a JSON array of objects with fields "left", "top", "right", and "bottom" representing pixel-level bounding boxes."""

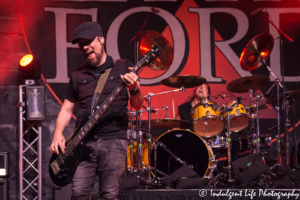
[
  {"left": 263, "top": 59, "right": 283, "bottom": 164},
  {"left": 259, "top": 9, "right": 294, "bottom": 175},
  {"left": 248, "top": 89, "right": 257, "bottom": 154},
  {"left": 128, "top": 109, "right": 135, "bottom": 173},
  {"left": 143, "top": 89, "right": 186, "bottom": 187},
  {"left": 222, "top": 104, "right": 235, "bottom": 183},
  {"left": 143, "top": 131, "right": 185, "bottom": 180},
  {"left": 254, "top": 93, "right": 261, "bottom": 154}
]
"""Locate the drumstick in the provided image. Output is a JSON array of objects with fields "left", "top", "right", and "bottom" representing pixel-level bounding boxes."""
[{"left": 172, "top": 99, "right": 175, "bottom": 118}]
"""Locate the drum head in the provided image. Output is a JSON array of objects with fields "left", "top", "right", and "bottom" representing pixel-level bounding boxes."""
[
  {"left": 194, "top": 117, "right": 224, "bottom": 137},
  {"left": 152, "top": 129, "right": 210, "bottom": 178},
  {"left": 227, "top": 114, "right": 249, "bottom": 132}
]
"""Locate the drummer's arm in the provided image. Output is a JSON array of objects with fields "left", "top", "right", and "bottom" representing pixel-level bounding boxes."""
[
  {"left": 175, "top": 112, "right": 181, "bottom": 120},
  {"left": 172, "top": 112, "right": 181, "bottom": 130}
]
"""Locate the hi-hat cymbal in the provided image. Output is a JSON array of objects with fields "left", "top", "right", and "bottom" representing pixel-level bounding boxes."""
[
  {"left": 161, "top": 75, "right": 206, "bottom": 88},
  {"left": 227, "top": 74, "right": 270, "bottom": 93},
  {"left": 266, "top": 89, "right": 300, "bottom": 104},
  {"left": 240, "top": 33, "right": 274, "bottom": 71},
  {"left": 138, "top": 30, "right": 173, "bottom": 71},
  {"left": 140, "top": 119, "right": 192, "bottom": 129}
]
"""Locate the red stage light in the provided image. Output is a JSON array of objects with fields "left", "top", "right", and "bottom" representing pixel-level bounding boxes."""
[
  {"left": 18, "top": 54, "right": 41, "bottom": 81},
  {"left": 260, "top": 51, "right": 266, "bottom": 57},
  {"left": 20, "top": 54, "right": 33, "bottom": 67}
]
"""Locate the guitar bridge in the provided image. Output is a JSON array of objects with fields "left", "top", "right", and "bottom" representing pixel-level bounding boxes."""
[{"left": 50, "top": 160, "right": 60, "bottom": 175}]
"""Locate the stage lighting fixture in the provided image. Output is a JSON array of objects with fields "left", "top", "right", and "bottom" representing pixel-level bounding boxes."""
[
  {"left": 26, "top": 86, "right": 45, "bottom": 120},
  {"left": 19, "top": 54, "right": 41, "bottom": 84},
  {"left": 0, "top": 152, "right": 9, "bottom": 178}
]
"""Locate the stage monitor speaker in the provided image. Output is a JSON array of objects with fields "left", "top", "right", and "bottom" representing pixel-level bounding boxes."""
[
  {"left": 0, "top": 179, "right": 8, "bottom": 200},
  {"left": 0, "top": 152, "right": 9, "bottom": 178},
  {"left": 232, "top": 154, "right": 269, "bottom": 185}
]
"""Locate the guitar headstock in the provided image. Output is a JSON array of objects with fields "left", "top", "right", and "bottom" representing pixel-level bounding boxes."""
[{"left": 132, "top": 45, "right": 161, "bottom": 73}]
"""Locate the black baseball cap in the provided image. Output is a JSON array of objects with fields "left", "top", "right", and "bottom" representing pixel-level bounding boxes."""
[{"left": 72, "top": 22, "right": 104, "bottom": 44}]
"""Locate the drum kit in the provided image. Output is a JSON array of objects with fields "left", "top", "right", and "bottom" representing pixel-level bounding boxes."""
[{"left": 126, "top": 8, "right": 298, "bottom": 187}]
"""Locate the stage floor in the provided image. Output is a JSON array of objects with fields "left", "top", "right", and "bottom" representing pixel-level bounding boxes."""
[{"left": 119, "top": 189, "right": 300, "bottom": 200}]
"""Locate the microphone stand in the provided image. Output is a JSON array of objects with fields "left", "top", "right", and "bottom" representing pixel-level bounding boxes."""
[{"left": 260, "top": 11, "right": 294, "bottom": 174}]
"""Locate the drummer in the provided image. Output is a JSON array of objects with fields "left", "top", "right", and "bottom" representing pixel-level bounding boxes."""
[
  {"left": 175, "top": 83, "right": 240, "bottom": 172},
  {"left": 175, "top": 83, "right": 210, "bottom": 129}
]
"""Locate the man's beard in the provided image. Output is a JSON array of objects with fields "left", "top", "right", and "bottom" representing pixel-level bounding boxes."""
[
  {"left": 86, "top": 45, "right": 104, "bottom": 67},
  {"left": 87, "top": 51, "right": 101, "bottom": 68}
]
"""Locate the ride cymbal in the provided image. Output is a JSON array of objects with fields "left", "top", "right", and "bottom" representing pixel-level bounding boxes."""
[
  {"left": 139, "top": 30, "right": 173, "bottom": 71},
  {"left": 161, "top": 75, "right": 206, "bottom": 88},
  {"left": 240, "top": 33, "right": 274, "bottom": 71},
  {"left": 227, "top": 74, "right": 270, "bottom": 93}
]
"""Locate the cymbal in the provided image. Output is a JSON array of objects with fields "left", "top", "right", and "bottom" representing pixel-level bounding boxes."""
[
  {"left": 138, "top": 30, "right": 173, "bottom": 71},
  {"left": 161, "top": 75, "right": 206, "bottom": 88},
  {"left": 227, "top": 74, "right": 270, "bottom": 93},
  {"left": 266, "top": 89, "right": 300, "bottom": 104},
  {"left": 240, "top": 33, "right": 274, "bottom": 71},
  {"left": 245, "top": 104, "right": 270, "bottom": 112},
  {"left": 140, "top": 119, "right": 193, "bottom": 129}
]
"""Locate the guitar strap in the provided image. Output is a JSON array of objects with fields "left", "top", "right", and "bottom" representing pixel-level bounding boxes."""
[
  {"left": 67, "top": 60, "right": 114, "bottom": 142},
  {"left": 90, "top": 67, "right": 112, "bottom": 113}
]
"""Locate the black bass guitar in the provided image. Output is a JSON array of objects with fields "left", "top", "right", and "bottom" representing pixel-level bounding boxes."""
[{"left": 49, "top": 45, "right": 161, "bottom": 187}]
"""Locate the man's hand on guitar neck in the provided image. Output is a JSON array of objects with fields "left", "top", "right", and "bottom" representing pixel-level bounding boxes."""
[{"left": 50, "top": 132, "right": 66, "bottom": 155}]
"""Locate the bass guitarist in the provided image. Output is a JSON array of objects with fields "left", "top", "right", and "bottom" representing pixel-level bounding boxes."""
[{"left": 49, "top": 21, "right": 144, "bottom": 200}]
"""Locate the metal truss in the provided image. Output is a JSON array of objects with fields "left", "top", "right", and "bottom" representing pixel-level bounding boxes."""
[{"left": 18, "top": 85, "right": 42, "bottom": 200}]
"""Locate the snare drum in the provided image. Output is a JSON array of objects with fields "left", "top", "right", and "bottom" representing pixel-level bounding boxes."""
[
  {"left": 152, "top": 129, "right": 216, "bottom": 179},
  {"left": 191, "top": 100, "right": 223, "bottom": 137},
  {"left": 223, "top": 101, "right": 249, "bottom": 132}
]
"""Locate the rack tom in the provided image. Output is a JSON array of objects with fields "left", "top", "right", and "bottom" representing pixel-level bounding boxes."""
[
  {"left": 223, "top": 101, "right": 249, "bottom": 132},
  {"left": 191, "top": 100, "right": 223, "bottom": 137}
]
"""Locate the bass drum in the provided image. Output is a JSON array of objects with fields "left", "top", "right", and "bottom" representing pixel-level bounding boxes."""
[{"left": 152, "top": 129, "right": 215, "bottom": 179}]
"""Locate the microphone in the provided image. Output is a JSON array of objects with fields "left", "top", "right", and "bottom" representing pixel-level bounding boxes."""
[
  {"left": 250, "top": 8, "right": 264, "bottom": 17},
  {"left": 151, "top": 7, "right": 160, "bottom": 13}
]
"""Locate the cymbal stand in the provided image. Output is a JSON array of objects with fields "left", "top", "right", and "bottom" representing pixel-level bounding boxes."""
[
  {"left": 262, "top": 59, "right": 283, "bottom": 164},
  {"left": 137, "top": 109, "right": 144, "bottom": 171},
  {"left": 143, "top": 88, "right": 186, "bottom": 185},
  {"left": 249, "top": 89, "right": 257, "bottom": 154},
  {"left": 222, "top": 104, "right": 235, "bottom": 182},
  {"left": 254, "top": 93, "right": 261, "bottom": 154},
  {"left": 146, "top": 93, "right": 153, "bottom": 185},
  {"left": 260, "top": 9, "right": 293, "bottom": 174},
  {"left": 128, "top": 109, "right": 135, "bottom": 172}
]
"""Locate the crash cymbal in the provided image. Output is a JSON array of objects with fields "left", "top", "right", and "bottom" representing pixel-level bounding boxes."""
[
  {"left": 227, "top": 74, "right": 270, "bottom": 93},
  {"left": 140, "top": 119, "right": 193, "bottom": 129},
  {"left": 138, "top": 30, "right": 173, "bottom": 71},
  {"left": 245, "top": 104, "right": 270, "bottom": 112},
  {"left": 161, "top": 75, "right": 206, "bottom": 88},
  {"left": 266, "top": 89, "right": 300, "bottom": 104},
  {"left": 240, "top": 33, "right": 274, "bottom": 71}
]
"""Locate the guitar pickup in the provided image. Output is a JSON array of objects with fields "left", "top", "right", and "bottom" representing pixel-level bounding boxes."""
[{"left": 50, "top": 160, "right": 60, "bottom": 175}]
